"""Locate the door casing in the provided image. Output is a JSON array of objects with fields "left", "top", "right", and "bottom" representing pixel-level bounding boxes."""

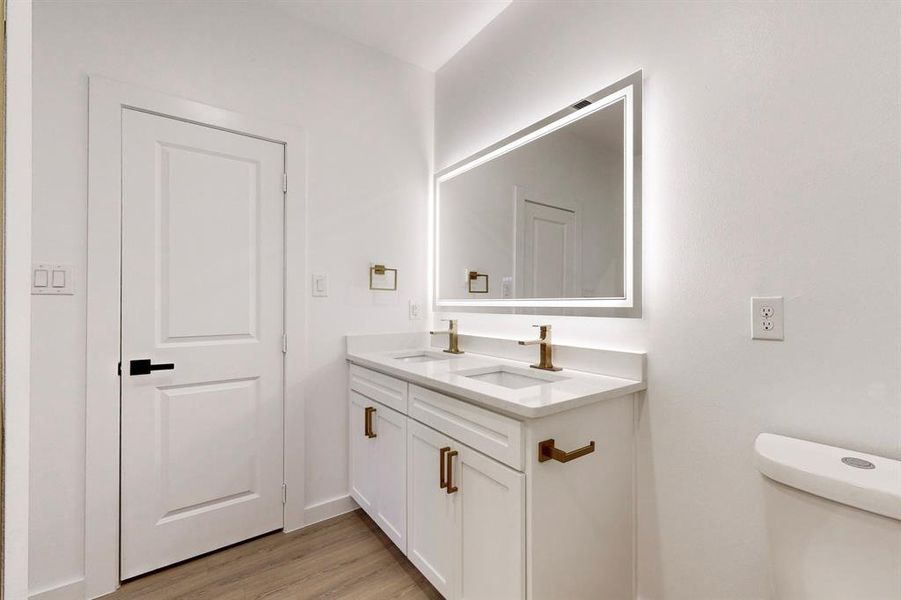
[{"left": 86, "top": 76, "right": 307, "bottom": 598}]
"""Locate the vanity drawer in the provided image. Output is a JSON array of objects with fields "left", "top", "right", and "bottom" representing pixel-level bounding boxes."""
[
  {"left": 408, "top": 384, "right": 523, "bottom": 471},
  {"left": 349, "top": 364, "right": 408, "bottom": 414}
]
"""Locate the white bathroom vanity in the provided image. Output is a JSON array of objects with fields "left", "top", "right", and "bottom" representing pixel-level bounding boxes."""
[{"left": 346, "top": 332, "right": 646, "bottom": 600}]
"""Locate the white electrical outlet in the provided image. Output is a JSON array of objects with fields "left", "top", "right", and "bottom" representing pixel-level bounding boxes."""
[{"left": 751, "top": 296, "right": 784, "bottom": 340}]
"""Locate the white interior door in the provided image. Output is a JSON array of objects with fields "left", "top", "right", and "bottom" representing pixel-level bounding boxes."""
[
  {"left": 516, "top": 190, "right": 580, "bottom": 298},
  {"left": 120, "top": 109, "right": 285, "bottom": 578}
]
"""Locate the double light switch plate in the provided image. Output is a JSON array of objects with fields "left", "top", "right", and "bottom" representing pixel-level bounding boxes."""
[{"left": 32, "top": 264, "right": 75, "bottom": 295}]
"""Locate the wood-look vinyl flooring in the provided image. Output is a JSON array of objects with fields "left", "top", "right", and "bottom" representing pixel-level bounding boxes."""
[{"left": 104, "top": 509, "right": 442, "bottom": 600}]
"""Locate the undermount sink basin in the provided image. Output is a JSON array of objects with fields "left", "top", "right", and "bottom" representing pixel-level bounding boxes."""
[
  {"left": 393, "top": 351, "right": 454, "bottom": 363},
  {"left": 457, "top": 365, "right": 567, "bottom": 390}
]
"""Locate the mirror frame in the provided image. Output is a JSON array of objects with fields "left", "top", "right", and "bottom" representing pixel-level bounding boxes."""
[{"left": 432, "top": 70, "right": 642, "bottom": 317}]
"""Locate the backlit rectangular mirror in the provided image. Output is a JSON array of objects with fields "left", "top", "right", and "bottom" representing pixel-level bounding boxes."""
[{"left": 434, "top": 71, "right": 641, "bottom": 316}]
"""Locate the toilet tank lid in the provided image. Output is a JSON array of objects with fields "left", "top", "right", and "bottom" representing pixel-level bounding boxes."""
[{"left": 754, "top": 433, "right": 901, "bottom": 521}]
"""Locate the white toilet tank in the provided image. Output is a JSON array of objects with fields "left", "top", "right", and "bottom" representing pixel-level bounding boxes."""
[{"left": 755, "top": 433, "right": 901, "bottom": 599}]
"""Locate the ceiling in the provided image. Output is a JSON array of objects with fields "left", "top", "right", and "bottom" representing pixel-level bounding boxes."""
[{"left": 270, "top": 0, "right": 512, "bottom": 72}]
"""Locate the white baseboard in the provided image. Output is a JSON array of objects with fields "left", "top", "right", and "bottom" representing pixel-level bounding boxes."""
[
  {"left": 29, "top": 578, "right": 85, "bottom": 600},
  {"left": 297, "top": 494, "right": 358, "bottom": 530}
]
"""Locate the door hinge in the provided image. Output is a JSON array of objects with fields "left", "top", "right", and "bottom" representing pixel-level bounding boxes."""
[
  {"left": 282, "top": 483, "right": 287, "bottom": 505},
  {"left": 117, "top": 362, "right": 121, "bottom": 376},
  {"left": 282, "top": 173, "right": 288, "bottom": 193},
  {"left": 282, "top": 334, "right": 288, "bottom": 354}
]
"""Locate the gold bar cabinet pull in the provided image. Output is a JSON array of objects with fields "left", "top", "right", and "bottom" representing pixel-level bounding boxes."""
[
  {"left": 439, "top": 446, "right": 451, "bottom": 489},
  {"left": 364, "top": 406, "right": 377, "bottom": 438},
  {"left": 538, "top": 439, "right": 595, "bottom": 463},
  {"left": 445, "top": 450, "right": 459, "bottom": 494}
]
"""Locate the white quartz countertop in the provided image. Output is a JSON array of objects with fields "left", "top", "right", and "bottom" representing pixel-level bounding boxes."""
[{"left": 346, "top": 346, "right": 646, "bottom": 419}]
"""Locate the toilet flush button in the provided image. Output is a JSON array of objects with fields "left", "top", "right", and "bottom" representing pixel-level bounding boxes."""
[{"left": 841, "top": 457, "right": 875, "bottom": 469}]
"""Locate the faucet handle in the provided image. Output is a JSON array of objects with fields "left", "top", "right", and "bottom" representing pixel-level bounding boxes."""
[
  {"left": 522, "top": 325, "right": 560, "bottom": 371},
  {"left": 531, "top": 324, "right": 552, "bottom": 340},
  {"left": 431, "top": 319, "right": 457, "bottom": 335}
]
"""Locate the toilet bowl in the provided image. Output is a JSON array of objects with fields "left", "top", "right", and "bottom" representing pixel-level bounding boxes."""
[{"left": 755, "top": 433, "right": 901, "bottom": 599}]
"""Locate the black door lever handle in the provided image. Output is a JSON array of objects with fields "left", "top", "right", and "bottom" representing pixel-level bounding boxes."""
[{"left": 129, "top": 359, "right": 175, "bottom": 376}]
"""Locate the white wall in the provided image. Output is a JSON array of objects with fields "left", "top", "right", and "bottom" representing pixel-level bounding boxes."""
[
  {"left": 5, "top": 1, "right": 32, "bottom": 598},
  {"left": 435, "top": 2, "right": 900, "bottom": 598},
  {"left": 30, "top": 1, "right": 432, "bottom": 595}
]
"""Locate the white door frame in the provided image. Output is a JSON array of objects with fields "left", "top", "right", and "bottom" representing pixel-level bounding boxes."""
[
  {"left": 86, "top": 76, "right": 306, "bottom": 598},
  {"left": 4, "top": 2, "right": 33, "bottom": 599}
]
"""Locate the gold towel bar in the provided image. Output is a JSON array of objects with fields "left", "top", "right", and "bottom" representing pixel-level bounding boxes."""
[
  {"left": 538, "top": 438, "right": 595, "bottom": 463},
  {"left": 369, "top": 264, "right": 398, "bottom": 291},
  {"left": 467, "top": 271, "right": 488, "bottom": 293}
]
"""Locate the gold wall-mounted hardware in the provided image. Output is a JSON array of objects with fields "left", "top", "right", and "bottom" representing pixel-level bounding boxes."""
[
  {"left": 369, "top": 264, "right": 398, "bottom": 291},
  {"left": 364, "top": 406, "right": 377, "bottom": 438},
  {"left": 518, "top": 324, "right": 562, "bottom": 371},
  {"left": 430, "top": 318, "right": 464, "bottom": 354},
  {"left": 467, "top": 271, "right": 489, "bottom": 294},
  {"left": 538, "top": 439, "right": 595, "bottom": 463},
  {"left": 445, "top": 449, "right": 459, "bottom": 494},
  {"left": 439, "top": 446, "right": 451, "bottom": 489}
]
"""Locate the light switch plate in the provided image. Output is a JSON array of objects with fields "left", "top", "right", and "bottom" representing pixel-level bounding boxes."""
[
  {"left": 408, "top": 299, "right": 423, "bottom": 320},
  {"left": 312, "top": 273, "right": 328, "bottom": 297},
  {"left": 32, "top": 263, "right": 75, "bottom": 295},
  {"left": 751, "top": 296, "right": 783, "bottom": 340}
]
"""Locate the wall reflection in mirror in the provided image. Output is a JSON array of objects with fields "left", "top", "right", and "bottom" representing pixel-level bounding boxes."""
[{"left": 435, "top": 71, "right": 641, "bottom": 314}]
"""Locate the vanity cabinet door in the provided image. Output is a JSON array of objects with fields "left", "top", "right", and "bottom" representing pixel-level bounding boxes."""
[
  {"left": 457, "top": 446, "right": 525, "bottom": 600},
  {"left": 407, "top": 420, "right": 458, "bottom": 599},
  {"left": 407, "top": 419, "right": 526, "bottom": 600},
  {"left": 373, "top": 403, "right": 407, "bottom": 552},
  {"left": 348, "top": 391, "right": 378, "bottom": 515}
]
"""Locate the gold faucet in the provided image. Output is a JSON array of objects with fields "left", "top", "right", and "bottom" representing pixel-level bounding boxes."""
[
  {"left": 430, "top": 319, "right": 463, "bottom": 354},
  {"left": 518, "top": 324, "right": 561, "bottom": 371}
]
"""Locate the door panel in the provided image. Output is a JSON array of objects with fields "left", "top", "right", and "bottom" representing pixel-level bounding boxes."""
[
  {"left": 349, "top": 392, "right": 378, "bottom": 515},
  {"left": 407, "top": 420, "right": 457, "bottom": 598},
  {"left": 374, "top": 404, "right": 407, "bottom": 552},
  {"left": 516, "top": 188, "right": 580, "bottom": 299},
  {"left": 158, "top": 378, "right": 260, "bottom": 518},
  {"left": 531, "top": 216, "right": 568, "bottom": 297},
  {"left": 458, "top": 447, "right": 525, "bottom": 600},
  {"left": 121, "top": 109, "right": 285, "bottom": 578},
  {"left": 159, "top": 143, "right": 260, "bottom": 341}
]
